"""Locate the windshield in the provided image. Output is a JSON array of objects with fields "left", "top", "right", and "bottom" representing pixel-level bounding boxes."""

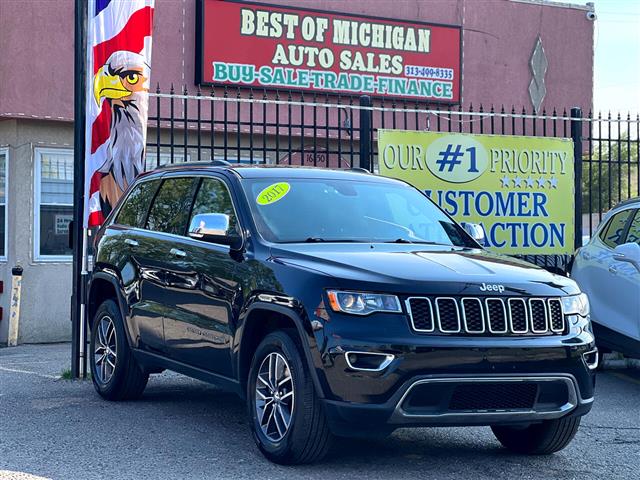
[{"left": 242, "top": 177, "right": 476, "bottom": 247}]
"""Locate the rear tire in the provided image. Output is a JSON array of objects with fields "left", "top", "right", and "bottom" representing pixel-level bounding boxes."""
[
  {"left": 491, "top": 416, "right": 581, "bottom": 454},
  {"left": 90, "top": 299, "right": 149, "bottom": 401},
  {"left": 247, "top": 330, "right": 332, "bottom": 464}
]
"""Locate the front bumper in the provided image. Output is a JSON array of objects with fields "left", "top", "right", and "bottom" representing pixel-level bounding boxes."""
[{"left": 314, "top": 313, "right": 596, "bottom": 436}]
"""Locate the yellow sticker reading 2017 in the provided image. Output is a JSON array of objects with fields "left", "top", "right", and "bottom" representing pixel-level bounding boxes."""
[
  {"left": 378, "top": 129, "right": 575, "bottom": 255},
  {"left": 257, "top": 182, "right": 291, "bottom": 205}
]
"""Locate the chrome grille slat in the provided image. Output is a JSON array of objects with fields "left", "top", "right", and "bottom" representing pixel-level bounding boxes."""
[{"left": 407, "top": 297, "right": 565, "bottom": 336}]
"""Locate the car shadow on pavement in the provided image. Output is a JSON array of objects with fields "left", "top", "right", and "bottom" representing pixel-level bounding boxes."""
[{"left": 127, "top": 376, "right": 584, "bottom": 473}]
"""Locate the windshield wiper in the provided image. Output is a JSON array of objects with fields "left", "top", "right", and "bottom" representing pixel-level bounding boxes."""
[
  {"left": 303, "top": 237, "right": 361, "bottom": 243},
  {"left": 386, "top": 238, "right": 414, "bottom": 244},
  {"left": 384, "top": 239, "right": 449, "bottom": 246}
]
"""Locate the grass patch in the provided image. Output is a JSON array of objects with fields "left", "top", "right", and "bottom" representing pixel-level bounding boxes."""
[{"left": 59, "top": 368, "right": 91, "bottom": 380}]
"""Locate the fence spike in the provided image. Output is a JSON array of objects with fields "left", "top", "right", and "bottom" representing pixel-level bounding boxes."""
[
  {"left": 170, "top": 83, "right": 174, "bottom": 95},
  {"left": 156, "top": 82, "right": 160, "bottom": 94}
]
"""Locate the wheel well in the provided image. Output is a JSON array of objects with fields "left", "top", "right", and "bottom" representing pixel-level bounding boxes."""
[
  {"left": 88, "top": 278, "right": 118, "bottom": 326},
  {"left": 238, "top": 309, "right": 298, "bottom": 391}
]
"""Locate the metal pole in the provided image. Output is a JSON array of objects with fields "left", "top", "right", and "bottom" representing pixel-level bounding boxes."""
[
  {"left": 72, "top": 0, "right": 87, "bottom": 378},
  {"left": 571, "top": 107, "right": 583, "bottom": 252},
  {"left": 359, "top": 95, "right": 372, "bottom": 172}
]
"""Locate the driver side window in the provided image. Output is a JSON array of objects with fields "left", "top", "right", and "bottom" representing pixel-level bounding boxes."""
[
  {"left": 599, "top": 209, "right": 633, "bottom": 249},
  {"left": 624, "top": 210, "right": 640, "bottom": 245},
  {"left": 190, "top": 178, "right": 240, "bottom": 234}
]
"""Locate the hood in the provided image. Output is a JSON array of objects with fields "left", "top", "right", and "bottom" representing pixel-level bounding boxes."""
[{"left": 269, "top": 243, "right": 578, "bottom": 297}]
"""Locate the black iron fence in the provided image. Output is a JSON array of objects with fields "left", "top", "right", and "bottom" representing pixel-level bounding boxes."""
[{"left": 146, "top": 86, "right": 640, "bottom": 272}]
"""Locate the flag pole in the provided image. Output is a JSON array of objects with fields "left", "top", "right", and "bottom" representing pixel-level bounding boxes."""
[{"left": 72, "top": 0, "right": 88, "bottom": 379}]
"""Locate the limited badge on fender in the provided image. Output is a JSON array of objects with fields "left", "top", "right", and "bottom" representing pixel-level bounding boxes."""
[{"left": 257, "top": 182, "right": 290, "bottom": 205}]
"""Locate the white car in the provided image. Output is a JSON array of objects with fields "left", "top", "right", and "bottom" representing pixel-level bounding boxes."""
[{"left": 571, "top": 198, "right": 640, "bottom": 358}]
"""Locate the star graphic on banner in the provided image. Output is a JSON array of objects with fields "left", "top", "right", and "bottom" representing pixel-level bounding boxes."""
[
  {"left": 500, "top": 175, "right": 511, "bottom": 187},
  {"left": 549, "top": 177, "right": 559, "bottom": 188},
  {"left": 513, "top": 176, "right": 523, "bottom": 187},
  {"left": 537, "top": 177, "right": 546, "bottom": 188},
  {"left": 526, "top": 176, "right": 535, "bottom": 188}
]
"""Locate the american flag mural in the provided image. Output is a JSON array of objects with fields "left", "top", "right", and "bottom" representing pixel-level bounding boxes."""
[{"left": 84, "top": 0, "right": 155, "bottom": 227}]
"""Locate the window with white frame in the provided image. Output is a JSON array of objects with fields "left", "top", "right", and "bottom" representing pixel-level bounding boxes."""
[
  {"left": 36, "top": 149, "right": 74, "bottom": 259},
  {"left": 0, "top": 150, "right": 7, "bottom": 259}
]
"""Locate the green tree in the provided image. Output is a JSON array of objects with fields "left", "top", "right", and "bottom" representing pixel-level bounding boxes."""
[{"left": 581, "top": 133, "right": 639, "bottom": 214}]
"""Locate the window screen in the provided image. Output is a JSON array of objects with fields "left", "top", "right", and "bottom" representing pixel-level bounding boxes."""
[
  {"left": 0, "top": 153, "right": 6, "bottom": 257},
  {"left": 146, "top": 177, "right": 197, "bottom": 235},
  {"left": 37, "top": 150, "right": 73, "bottom": 257}
]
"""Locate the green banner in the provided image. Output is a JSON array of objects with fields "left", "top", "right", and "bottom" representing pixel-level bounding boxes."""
[{"left": 379, "top": 130, "right": 575, "bottom": 254}]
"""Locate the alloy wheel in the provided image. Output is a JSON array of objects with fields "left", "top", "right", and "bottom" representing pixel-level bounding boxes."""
[
  {"left": 94, "top": 315, "right": 117, "bottom": 384},
  {"left": 255, "top": 352, "right": 295, "bottom": 442}
]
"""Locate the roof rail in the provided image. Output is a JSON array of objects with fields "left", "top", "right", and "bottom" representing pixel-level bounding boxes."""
[
  {"left": 211, "top": 159, "right": 232, "bottom": 167},
  {"left": 349, "top": 167, "right": 371, "bottom": 174}
]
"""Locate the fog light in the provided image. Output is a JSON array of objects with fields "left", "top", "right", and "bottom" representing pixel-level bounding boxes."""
[
  {"left": 345, "top": 351, "right": 395, "bottom": 372},
  {"left": 583, "top": 349, "right": 599, "bottom": 370}
]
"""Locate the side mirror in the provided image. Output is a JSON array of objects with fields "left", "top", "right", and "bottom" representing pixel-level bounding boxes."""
[
  {"left": 188, "top": 213, "right": 242, "bottom": 249},
  {"left": 613, "top": 242, "right": 640, "bottom": 271},
  {"left": 462, "top": 222, "right": 485, "bottom": 244}
]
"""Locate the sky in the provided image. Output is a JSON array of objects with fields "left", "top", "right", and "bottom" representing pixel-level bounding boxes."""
[{"left": 568, "top": 0, "right": 640, "bottom": 114}]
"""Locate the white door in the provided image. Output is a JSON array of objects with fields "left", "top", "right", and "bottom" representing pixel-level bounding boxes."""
[{"left": 583, "top": 208, "right": 640, "bottom": 340}]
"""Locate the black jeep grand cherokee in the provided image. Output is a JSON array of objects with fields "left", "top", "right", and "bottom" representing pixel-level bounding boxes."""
[{"left": 89, "top": 164, "right": 597, "bottom": 464}]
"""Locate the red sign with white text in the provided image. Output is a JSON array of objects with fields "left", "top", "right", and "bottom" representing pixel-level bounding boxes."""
[{"left": 197, "top": 0, "right": 462, "bottom": 103}]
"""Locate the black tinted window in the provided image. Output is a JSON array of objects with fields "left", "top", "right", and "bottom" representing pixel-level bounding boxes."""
[
  {"left": 190, "top": 178, "right": 239, "bottom": 234},
  {"left": 146, "top": 177, "right": 197, "bottom": 235},
  {"left": 600, "top": 209, "right": 633, "bottom": 248},
  {"left": 115, "top": 179, "right": 160, "bottom": 228},
  {"left": 625, "top": 209, "right": 640, "bottom": 245}
]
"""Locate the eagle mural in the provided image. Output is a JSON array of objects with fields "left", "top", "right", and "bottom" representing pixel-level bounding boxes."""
[{"left": 93, "top": 50, "right": 151, "bottom": 215}]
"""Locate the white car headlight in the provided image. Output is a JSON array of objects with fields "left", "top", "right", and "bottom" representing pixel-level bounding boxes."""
[
  {"left": 327, "top": 290, "right": 401, "bottom": 315},
  {"left": 562, "top": 293, "right": 590, "bottom": 317}
]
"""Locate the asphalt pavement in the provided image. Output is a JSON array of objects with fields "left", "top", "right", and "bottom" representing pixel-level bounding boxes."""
[{"left": 1, "top": 343, "right": 639, "bottom": 480}]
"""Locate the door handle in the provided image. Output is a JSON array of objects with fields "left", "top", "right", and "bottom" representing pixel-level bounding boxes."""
[
  {"left": 124, "top": 238, "right": 139, "bottom": 247},
  {"left": 608, "top": 265, "right": 618, "bottom": 275},
  {"left": 170, "top": 248, "right": 187, "bottom": 258},
  {"left": 581, "top": 251, "right": 591, "bottom": 260}
]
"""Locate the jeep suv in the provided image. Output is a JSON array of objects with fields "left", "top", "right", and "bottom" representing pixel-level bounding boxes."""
[{"left": 88, "top": 164, "right": 597, "bottom": 464}]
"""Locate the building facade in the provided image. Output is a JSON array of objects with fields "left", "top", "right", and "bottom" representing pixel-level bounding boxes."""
[{"left": 0, "top": 0, "right": 595, "bottom": 343}]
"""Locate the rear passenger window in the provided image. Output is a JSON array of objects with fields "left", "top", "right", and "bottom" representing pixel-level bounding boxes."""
[
  {"left": 115, "top": 179, "right": 160, "bottom": 228},
  {"left": 599, "top": 209, "right": 633, "bottom": 248},
  {"left": 625, "top": 210, "right": 640, "bottom": 245},
  {"left": 190, "top": 178, "right": 240, "bottom": 234},
  {"left": 146, "top": 177, "right": 197, "bottom": 235}
]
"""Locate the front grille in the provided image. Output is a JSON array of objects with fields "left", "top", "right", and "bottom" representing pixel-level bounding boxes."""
[
  {"left": 449, "top": 383, "right": 539, "bottom": 410},
  {"left": 406, "top": 296, "right": 565, "bottom": 336}
]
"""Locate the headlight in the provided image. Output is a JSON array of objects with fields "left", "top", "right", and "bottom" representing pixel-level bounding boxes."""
[
  {"left": 326, "top": 290, "right": 401, "bottom": 315},
  {"left": 562, "top": 293, "right": 590, "bottom": 317}
]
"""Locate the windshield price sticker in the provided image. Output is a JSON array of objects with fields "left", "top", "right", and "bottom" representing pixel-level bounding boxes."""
[
  {"left": 379, "top": 130, "right": 575, "bottom": 255},
  {"left": 257, "top": 182, "right": 291, "bottom": 205}
]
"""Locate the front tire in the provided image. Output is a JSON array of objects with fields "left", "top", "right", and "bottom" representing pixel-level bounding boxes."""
[
  {"left": 247, "top": 330, "right": 332, "bottom": 464},
  {"left": 491, "top": 416, "right": 581, "bottom": 454},
  {"left": 90, "top": 299, "right": 148, "bottom": 400}
]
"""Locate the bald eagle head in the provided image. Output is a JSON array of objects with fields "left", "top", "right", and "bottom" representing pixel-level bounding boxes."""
[{"left": 93, "top": 51, "right": 150, "bottom": 200}]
